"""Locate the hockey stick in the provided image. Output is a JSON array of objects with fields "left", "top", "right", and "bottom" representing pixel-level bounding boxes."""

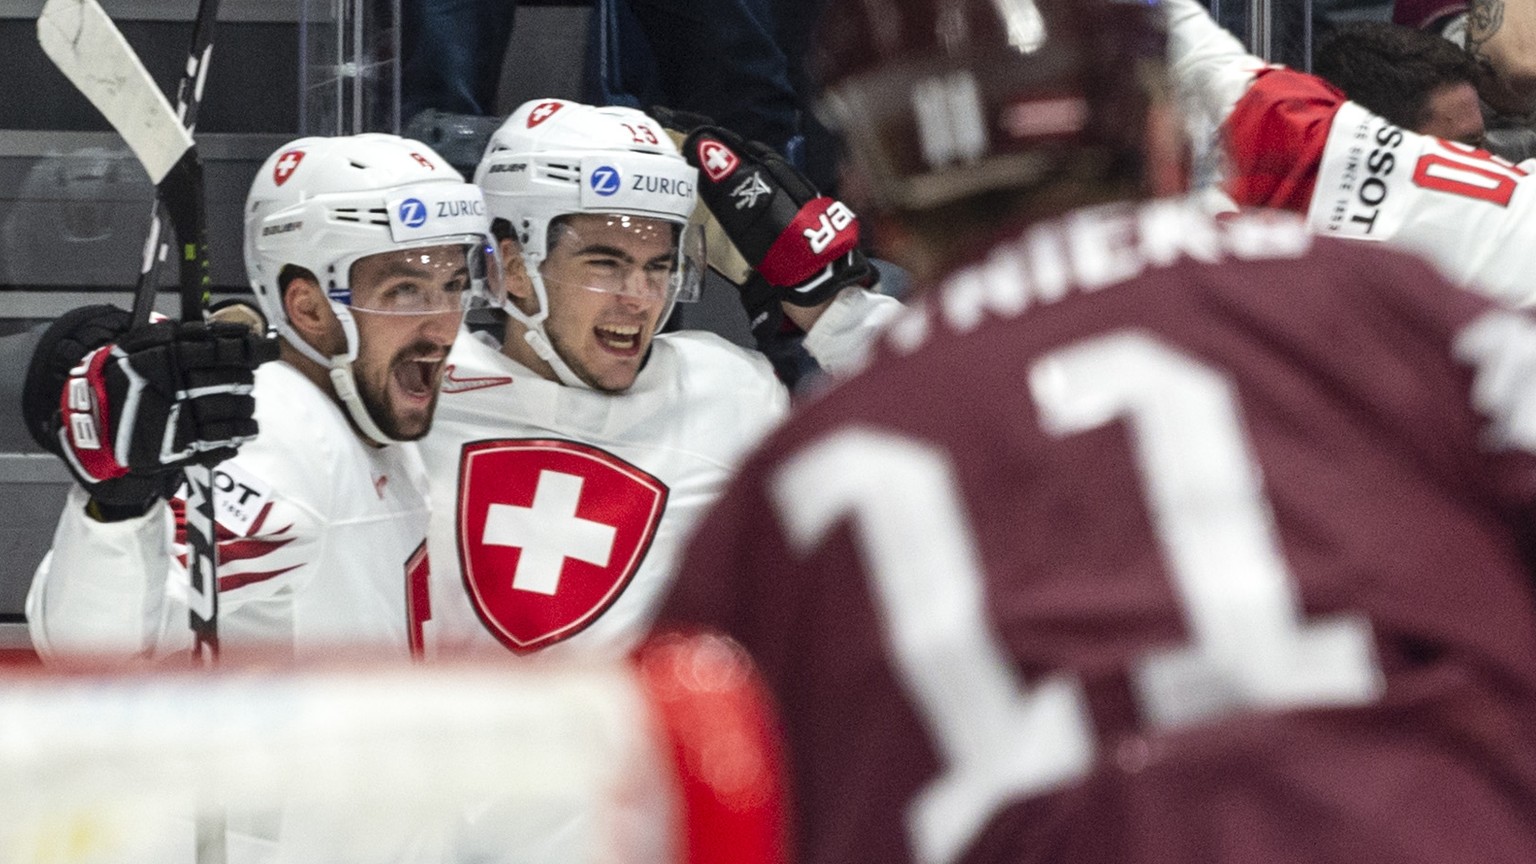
[
  {"left": 38, "top": 0, "right": 223, "bottom": 664},
  {"left": 135, "top": 0, "right": 219, "bottom": 325}
]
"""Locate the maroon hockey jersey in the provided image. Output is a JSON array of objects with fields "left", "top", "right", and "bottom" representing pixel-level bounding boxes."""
[{"left": 658, "top": 197, "right": 1536, "bottom": 864}]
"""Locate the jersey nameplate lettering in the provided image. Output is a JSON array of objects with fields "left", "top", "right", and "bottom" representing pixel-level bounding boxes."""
[{"left": 889, "top": 199, "right": 1312, "bottom": 357}]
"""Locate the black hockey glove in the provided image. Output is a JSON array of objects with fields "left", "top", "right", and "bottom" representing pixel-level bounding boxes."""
[
  {"left": 22, "top": 304, "right": 278, "bottom": 518},
  {"left": 678, "top": 123, "right": 873, "bottom": 308}
]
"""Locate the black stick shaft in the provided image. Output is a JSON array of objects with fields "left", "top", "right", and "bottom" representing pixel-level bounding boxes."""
[{"left": 130, "top": 0, "right": 221, "bottom": 328}]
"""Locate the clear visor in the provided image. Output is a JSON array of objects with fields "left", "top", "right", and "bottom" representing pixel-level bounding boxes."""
[
  {"left": 334, "top": 236, "right": 504, "bottom": 315},
  {"left": 540, "top": 214, "right": 704, "bottom": 305}
]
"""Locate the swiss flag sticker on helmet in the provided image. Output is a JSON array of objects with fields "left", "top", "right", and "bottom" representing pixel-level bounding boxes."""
[
  {"left": 697, "top": 138, "right": 740, "bottom": 182},
  {"left": 457, "top": 439, "right": 668, "bottom": 653},
  {"left": 527, "top": 101, "right": 565, "bottom": 128},
  {"left": 272, "top": 149, "right": 305, "bottom": 186}
]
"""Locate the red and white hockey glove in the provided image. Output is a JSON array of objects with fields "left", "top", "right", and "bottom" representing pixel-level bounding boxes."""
[
  {"left": 24, "top": 305, "right": 277, "bottom": 517},
  {"left": 680, "top": 123, "right": 874, "bottom": 309}
]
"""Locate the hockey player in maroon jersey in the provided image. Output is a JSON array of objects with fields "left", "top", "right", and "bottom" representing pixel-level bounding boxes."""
[{"left": 657, "top": 1, "right": 1536, "bottom": 863}]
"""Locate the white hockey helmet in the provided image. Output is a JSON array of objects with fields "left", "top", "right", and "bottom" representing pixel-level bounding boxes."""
[
  {"left": 245, "top": 133, "right": 500, "bottom": 442},
  {"left": 473, "top": 99, "right": 704, "bottom": 388}
]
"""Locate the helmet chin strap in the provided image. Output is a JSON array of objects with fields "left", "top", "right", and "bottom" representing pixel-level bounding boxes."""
[
  {"left": 507, "top": 264, "right": 596, "bottom": 390},
  {"left": 328, "top": 359, "right": 397, "bottom": 446},
  {"left": 520, "top": 327, "right": 591, "bottom": 389},
  {"left": 281, "top": 305, "right": 401, "bottom": 446}
]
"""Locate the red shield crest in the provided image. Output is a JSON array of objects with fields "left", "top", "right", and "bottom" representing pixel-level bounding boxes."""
[
  {"left": 272, "top": 149, "right": 305, "bottom": 186},
  {"left": 457, "top": 439, "right": 667, "bottom": 653}
]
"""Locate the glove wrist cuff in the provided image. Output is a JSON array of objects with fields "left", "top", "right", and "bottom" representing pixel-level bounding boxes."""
[
  {"left": 779, "top": 252, "right": 874, "bottom": 308},
  {"left": 84, "top": 495, "right": 159, "bottom": 523},
  {"left": 78, "top": 470, "right": 181, "bottom": 522}
]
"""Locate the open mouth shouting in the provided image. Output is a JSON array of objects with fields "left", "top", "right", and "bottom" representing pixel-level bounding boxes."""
[
  {"left": 391, "top": 352, "right": 448, "bottom": 405},
  {"left": 594, "top": 323, "right": 645, "bottom": 356}
]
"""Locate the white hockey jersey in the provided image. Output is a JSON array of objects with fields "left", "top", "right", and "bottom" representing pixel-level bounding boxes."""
[
  {"left": 417, "top": 328, "right": 789, "bottom": 658},
  {"left": 1164, "top": 0, "right": 1536, "bottom": 307},
  {"left": 28, "top": 360, "right": 431, "bottom": 662},
  {"left": 1230, "top": 73, "right": 1536, "bottom": 308}
]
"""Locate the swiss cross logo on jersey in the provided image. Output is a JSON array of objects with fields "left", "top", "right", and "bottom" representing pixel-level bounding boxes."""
[
  {"left": 457, "top": 439, "right": 668, "bottom": 653},
  {"left": 696, "top": 138, "right": 740, "bottom": 182},
  {"left": 272, "top": 150, "right": 305, "bottom": 186},
  {"left": 527, "top": 101, "right": 565, "bottom": 128}
]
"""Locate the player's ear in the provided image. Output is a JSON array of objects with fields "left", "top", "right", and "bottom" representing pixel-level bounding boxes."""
[
  {"left": 499, "top": 236, "right": 536, "bottom": 304},
  {"left": 280, "top": 269, "right": 344, "bottom": 356}
]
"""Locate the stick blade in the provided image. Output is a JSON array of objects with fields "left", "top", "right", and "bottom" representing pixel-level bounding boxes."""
[{"left": 37, "top": 0, "right": 193, "bottom": 184}]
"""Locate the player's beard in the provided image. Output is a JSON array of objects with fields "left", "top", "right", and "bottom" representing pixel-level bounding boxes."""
[{"left": 357, "top": 339, "right": 447, "bottom": 441}]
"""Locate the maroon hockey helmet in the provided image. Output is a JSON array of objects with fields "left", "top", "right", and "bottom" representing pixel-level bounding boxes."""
[{"left": 811, "top": 0, "right": 1168, "bottom": 213}]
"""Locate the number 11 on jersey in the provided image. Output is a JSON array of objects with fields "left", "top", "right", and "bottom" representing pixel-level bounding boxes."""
[
  {"left": 1032, "top": 332, "right": 1382, "bottom": 728},
  {"left": 771, "top": 331, "right": 1383, "bottom": 864}
]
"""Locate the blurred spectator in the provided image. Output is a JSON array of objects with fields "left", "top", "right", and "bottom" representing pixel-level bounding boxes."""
[
  {"left": 399, "top": 0, "right": 837, "bottom": 188},
  {"left": 400, "top": 0, "right": 513, "bottom": 120},
  {"left": 1449, "top": 0, "right": 1536, "bottom": 117},
  {"left": 1211, "top": 0, "right": 1337, "bottom": 71},
  {"left": 399, "top": 0, "right": 515, "bottom": 173},
  {"left": 596, "top": 0, "right": 796, "bottom": 148},
  {"left": 1314, "top": 20, "right": 1485, "bottom": 144},
  {"left": 1395, "top": 0, "right": 1536, "bottom": 161},
  {"left": 592, "top": 0, "right": 839, "bottom": 191},
  {"left": 1392, "top": 0, "right": 1468, "bottom": 32}
]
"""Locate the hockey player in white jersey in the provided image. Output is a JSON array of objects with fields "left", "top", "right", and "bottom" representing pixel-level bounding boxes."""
[
  {"left": 415, "top": 99, "right": 900, "bottom": 657},
  {"left": 25, "top": 134, "right": 500, "bottom": 662},
  {"left": 1165, "top": 0, "right": 1536, "bottom": 307}
]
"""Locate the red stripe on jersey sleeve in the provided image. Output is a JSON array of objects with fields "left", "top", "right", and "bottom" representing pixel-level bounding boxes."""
[
  {"left": 217, "top": 533, "right": 297, "bottom": 564},
  {"left": 218, "top": 565, "right": 302, "bottom": 592},
  {"left": 170, "top": 496, "right": 300, "bottom": 589},
  {"left": 1223, "top": 67, "right": 1344, "bottom": 213}
]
